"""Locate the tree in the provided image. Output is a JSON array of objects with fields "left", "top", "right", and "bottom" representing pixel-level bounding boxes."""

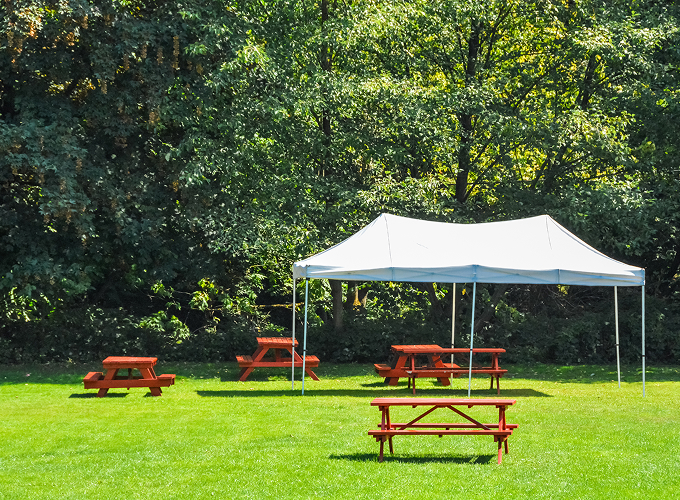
[{"left": 1, "top": 0, "right": 251, "bottom": 321}]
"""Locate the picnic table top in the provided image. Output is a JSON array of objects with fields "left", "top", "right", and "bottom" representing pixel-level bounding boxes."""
[
  {"left": 391, "top": 345, "right": 506, "bottom": 354},
  {"left": 371, "top": 398, "right": 516, "bottom": 406},
  {"left": 102, "top": 356, "right": 157, "bottom": 368},
  {"left": 256, "top": 337, "right": 298, "bottom": 347}
]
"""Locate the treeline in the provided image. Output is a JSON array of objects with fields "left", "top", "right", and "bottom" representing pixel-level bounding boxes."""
[{"left": 1, "top": 0, "right": 679, "bottom": 365}]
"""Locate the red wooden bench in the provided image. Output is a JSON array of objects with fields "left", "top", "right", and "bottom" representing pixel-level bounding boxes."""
[
  {"left": 376, "top": 346, "right": 508, "bottom": 394},
  {"left": 83, "top": 356, "right": 175, "bottom": 397},
  {"left": 368, "top": 398, "right": 517, "bottom": 464},
  {"left": 236, "top": 337, "right": 320, "bottom": 381},
  {"left": 406, "top": 368, "right": 508, "bottom": 395},
  {"left": 236, "top": 354, "right": 320, "bottom": 368}
]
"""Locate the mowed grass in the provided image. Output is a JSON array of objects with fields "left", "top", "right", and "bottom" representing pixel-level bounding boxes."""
[{"left": 0, "top": 362, "right": 678, "bottom": 500}]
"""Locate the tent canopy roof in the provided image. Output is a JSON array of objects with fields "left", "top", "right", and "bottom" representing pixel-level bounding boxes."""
[{"left": 293, "top": 214, "right": 644, "bottom": 286}]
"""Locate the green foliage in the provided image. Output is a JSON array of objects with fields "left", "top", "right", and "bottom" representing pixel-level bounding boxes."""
[
  {"left": 311, "top": 317, "right": 443, "bottom": 363},
  {"left": 0, "top": 303, "right": 271, "bottom": 364},
  {"left": 138, "top": 311, "right": 190, "bottom": 344},
  {"left": 2, "top": 0, "right": 680, "bottom": 363}
]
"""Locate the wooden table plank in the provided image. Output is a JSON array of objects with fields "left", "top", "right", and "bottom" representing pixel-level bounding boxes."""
[{"left": 371, "top": 398, "right": 516, "bottom": 406}]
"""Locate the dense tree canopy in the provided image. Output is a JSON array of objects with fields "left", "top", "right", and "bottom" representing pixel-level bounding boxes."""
[{"left": 2, "top": 0, "right": 679, "bottom": 364}]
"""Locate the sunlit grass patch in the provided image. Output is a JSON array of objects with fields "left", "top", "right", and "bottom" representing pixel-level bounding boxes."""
[{"left": 0, "top": 362, "right": 677, "bottom": 499}]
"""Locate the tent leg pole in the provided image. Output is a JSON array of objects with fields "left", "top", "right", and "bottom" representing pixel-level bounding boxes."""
[
  {"left": 468, "top": 283, "right": 477, "bottom": 398},
  {"left": 615, "top": 286, "right": 620, "bottom": 389},
  {"left": 292, "top": 278, "right": 296, "bottom": 390},
  {"left": 451, "top": 283, "right": 456, "bottom": 386},
  {"left": 642, "top": 285, "right": 646, "bottom": 397},
  {"left": 302, "top": 279, "right": 310, "bottom": 396}
]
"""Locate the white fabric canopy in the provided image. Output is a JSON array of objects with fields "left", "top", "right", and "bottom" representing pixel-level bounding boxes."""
[
  {"left": 292, "top": 213, "right": 646, "bottom": 396},
  {"left": 293, "top": 213, "right": 644, "bottom": 286}
]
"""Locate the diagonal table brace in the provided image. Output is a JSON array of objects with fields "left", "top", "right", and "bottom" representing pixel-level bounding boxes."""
[{"left": 447, "top": 405, "right": 491, "bottom": 430}]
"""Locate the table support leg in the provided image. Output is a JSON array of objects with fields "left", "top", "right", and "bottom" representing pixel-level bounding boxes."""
[
  {"left": 97, "top": 367, "right": 120, "bottom": 397},
  {"left": 140, "top": 367, "right": 163, "bottom": 397},
  {"left": 238, "top": 347, "right": 271, "bottom": 382},
  {"left": 388, "top": 436, "right": 394, "bottom": 454},
  {"left": 379, "top": 438, "right": 384, "bottom": 462},
  {"left": 238, "top": 366, "right": 255, "bottom": 382},
  {"left": 290, "top": 349, "right": 320, "bottom": 381},
  {"left": 304, "top": 367, "right": 320, "bottom": 381},
  {"left": 498, "top": 439, "right": 503, "bottom": 464}
]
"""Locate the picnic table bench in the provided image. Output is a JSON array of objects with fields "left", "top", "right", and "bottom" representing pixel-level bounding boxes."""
[
  {"left": 368, "top": 397, "right": 518, "bottom": 463},
  {"left": 375, "top": 345, "right": 507, "bottom": 394},
  {"left": 83, "top": 356, "right": 175, "bottom": 397},
  {"left": 236, "top": 337, "right": 320, "bottom": 382}
]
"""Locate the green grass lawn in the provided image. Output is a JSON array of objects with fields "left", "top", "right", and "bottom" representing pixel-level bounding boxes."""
[{"left": 0, "top": 362, "right": 678, "bottom": 499}]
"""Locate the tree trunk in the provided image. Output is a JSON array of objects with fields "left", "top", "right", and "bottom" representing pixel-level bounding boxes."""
[
  {"left": 329, "top": 279, "right": 344, "bottom": 332},
  {"left": 455, "top": 21, "right": 482, "bottom": 203},
  {"left": 473, "top": 284, "right": 508, "bottom": 333},
  {"left": 344, "top": 281, "right": 357, "bottom": 310},
  {"left": 422, "top": 282, "right": 445, "bottom": 320},
  {"left": 319, "top": 0, "right": 332, "bottom": 177}
]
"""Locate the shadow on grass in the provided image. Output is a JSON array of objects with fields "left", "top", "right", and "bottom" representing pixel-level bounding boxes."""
[
  {"left": 329, "top": 452, "right": 495, "bottom": 464},
  {"left": 361, "top": 381, "right": 466, "bottom": 388},
  {"left": 402, "top": 388, "right": 551, "bottom": 397},
  {"left": 362, "top": 380, "right": 548, "bottom": 393},
  {"left": 2, "top": 362, "right": 679, "bottom": 385},
  {"left": 196, "top": 387, "right": 551, "bottom": 397},
  {"left": 69, "top": 392, "right": 128, "bottom": 398}
]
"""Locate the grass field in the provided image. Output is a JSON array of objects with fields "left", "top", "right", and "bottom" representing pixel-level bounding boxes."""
[{"left": 0, "top": 362, "right": 678, "bottom": 499}]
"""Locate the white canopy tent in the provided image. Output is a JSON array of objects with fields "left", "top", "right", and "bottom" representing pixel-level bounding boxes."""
[{"left": 291, "top": 213, "right": 646, "bottom": 395}]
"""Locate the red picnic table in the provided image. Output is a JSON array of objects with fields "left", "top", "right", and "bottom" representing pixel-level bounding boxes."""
[
  {"left": 375, "top": 344, "right": 455, "bottom": 386},
  {"left": 368, "top": 397, "right": 518, "bottom": 463},
  {"left": 236, "top": 337, "right": 320, "bottom": 382},
  {"left": 374, "top": 345, "right": 508, "bottom": 394},
  {"left": 83, "top": 356, "right": 175, "bottom": 397}
]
